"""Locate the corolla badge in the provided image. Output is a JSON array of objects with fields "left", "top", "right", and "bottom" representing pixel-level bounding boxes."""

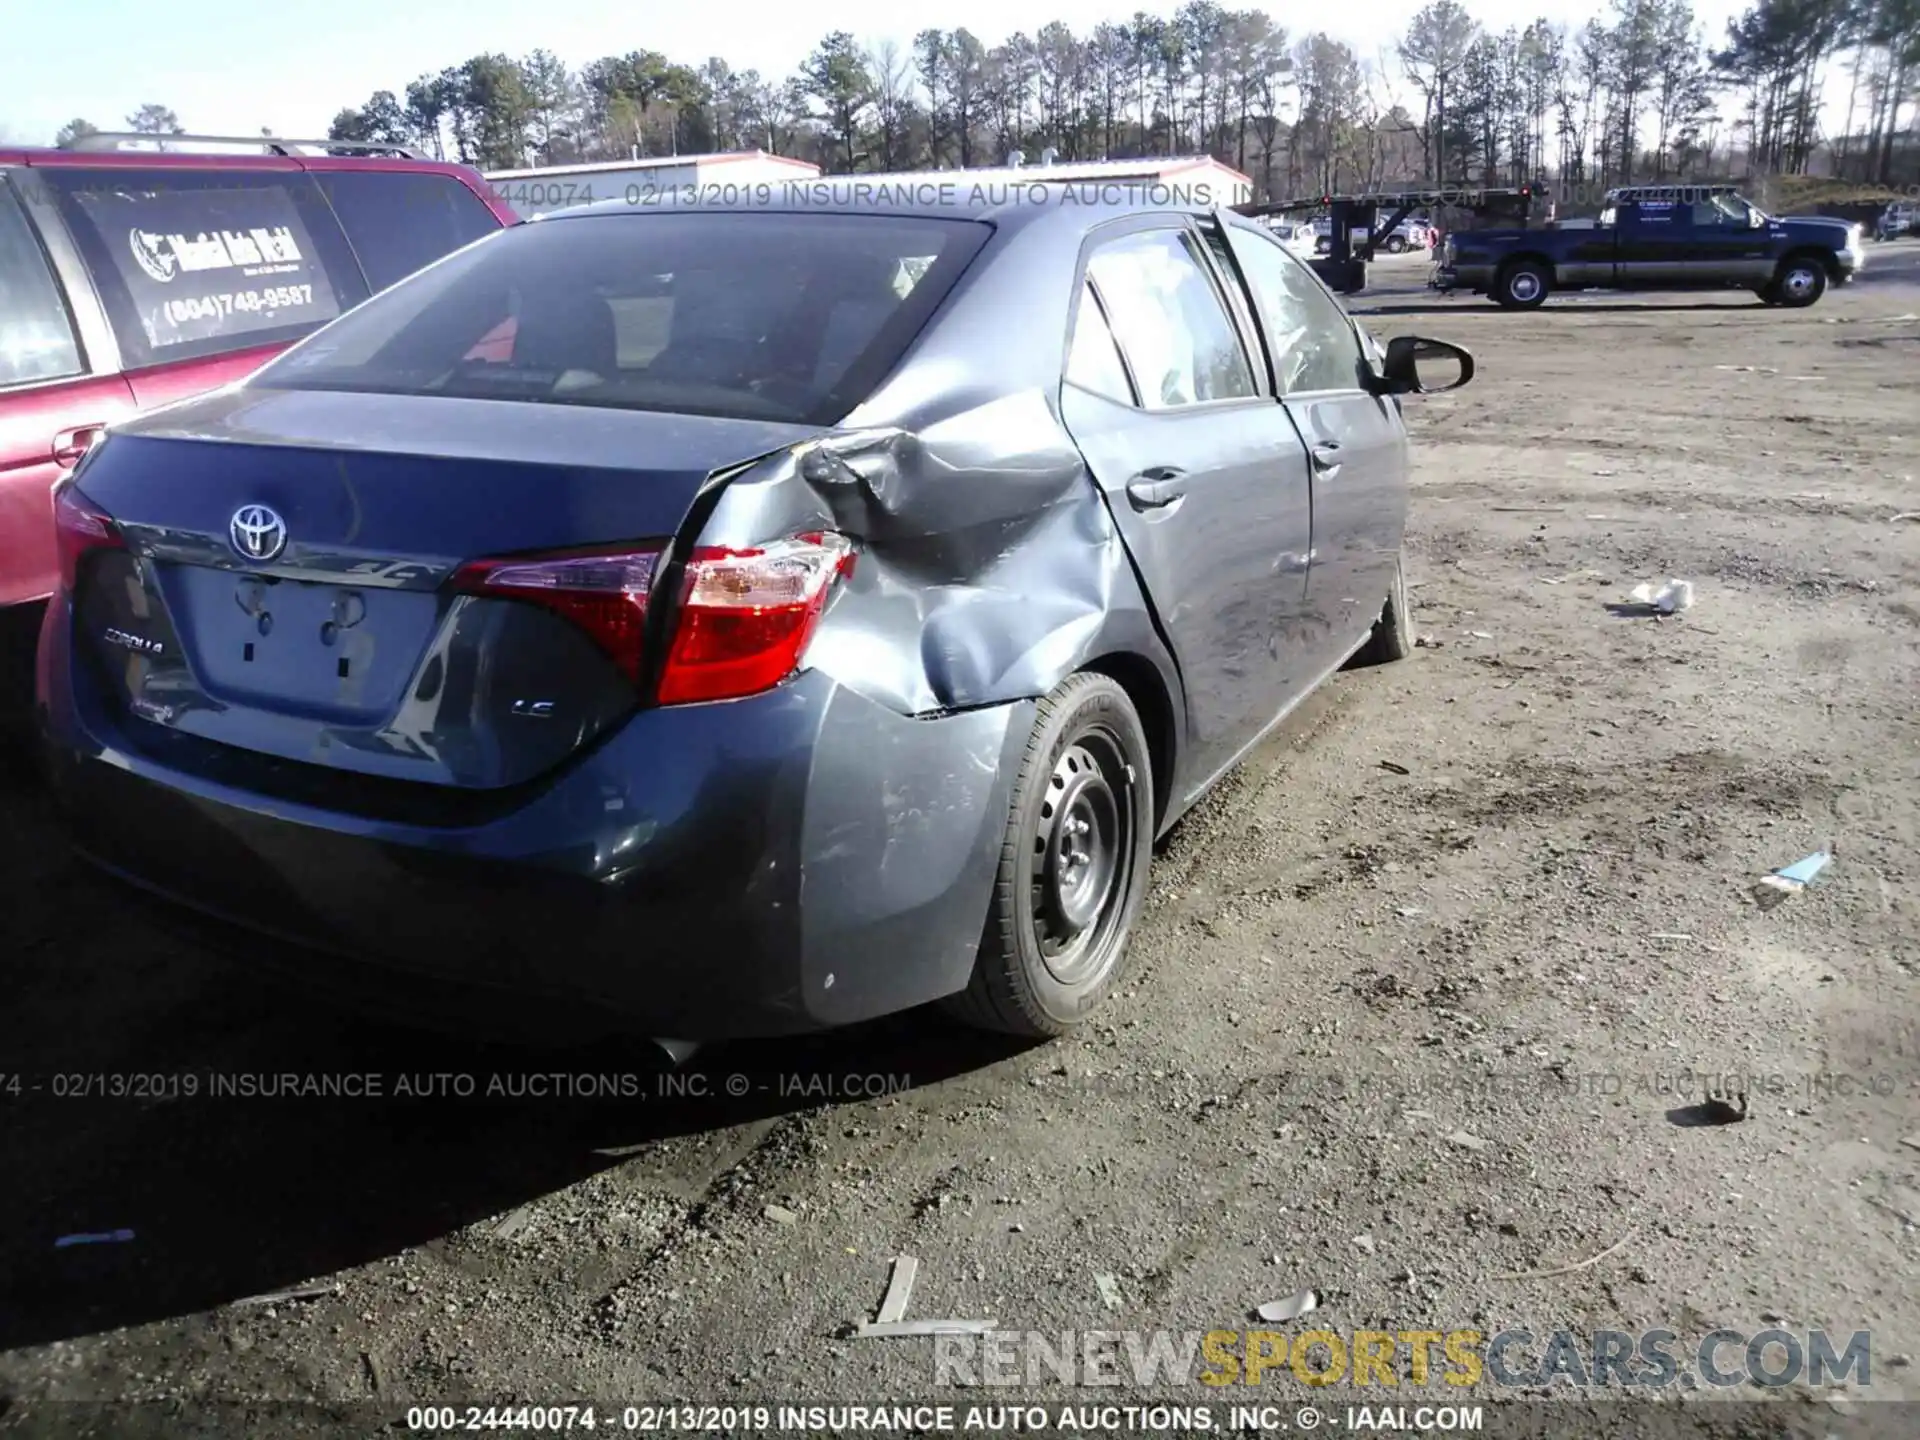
[
  {"left": 129, "top": 229, "right": 178, "bottom": 284},
  {"left": 230, "top": 504, "right": 288, "bottom": 562}
]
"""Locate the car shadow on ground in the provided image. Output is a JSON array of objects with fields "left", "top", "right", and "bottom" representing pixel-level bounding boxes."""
[{"left": 0, "top": 763, "right": 1033, "bottom": 1352}]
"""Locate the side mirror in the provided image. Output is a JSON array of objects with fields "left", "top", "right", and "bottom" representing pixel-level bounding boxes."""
[{"left": 1372, "top": 335, "right": 1475, "bottom": 395}]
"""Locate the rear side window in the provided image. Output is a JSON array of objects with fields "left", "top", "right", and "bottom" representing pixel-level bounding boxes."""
[
  {"left": 0, "top": 178, "right": 84, "bottom": 387},
  {"left": 315, "top": 171, "right": 501, "bottom": 294},
  {"left": 41, "top": 168, "right": 366, "bottom": 370},
  {"left": 1086, "top": 227, "right": 1256, "bottom": 409},
  {"left": 250, "top": 211, "right": 991, "bottom": 427}
]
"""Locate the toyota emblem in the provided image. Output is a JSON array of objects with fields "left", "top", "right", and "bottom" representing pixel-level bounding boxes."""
[{"left": 230, "top": 504, "right": 288, "bottom": 562}]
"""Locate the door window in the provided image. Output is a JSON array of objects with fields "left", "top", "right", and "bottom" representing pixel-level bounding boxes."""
[
  {"left": 1085, "top": 227, "right": 1256, "bottom": 409},
  {"left": 315, "top": 171, "right": 502, "bottom": 294},
  {"left": 1226, "top": 227, "right": 1364, "bottom": 395},
  {"left": 0, "top": 179, "right": 85, "bottom": 387},
  {"left": 41, "top": 168, "right": 366, "bottom": 369},
  {"left": 1063, "top": 281, "right": 1135, "bottom": 405}
]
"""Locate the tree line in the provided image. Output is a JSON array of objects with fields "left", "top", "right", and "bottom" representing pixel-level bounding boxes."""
[{"left": 49, "top": 0, "right": 1919, "bottom": 198}]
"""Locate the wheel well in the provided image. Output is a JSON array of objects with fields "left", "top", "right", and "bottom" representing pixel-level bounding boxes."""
[
  {"left": 1497, "top": 252, "right": 1553, "bottom": 280},
  {"left": 1779, "top": 247, "right": 1837, "bottom": 278},
  {"left": 1081, "top": 651, "right": 1176, "bottom": 829}
]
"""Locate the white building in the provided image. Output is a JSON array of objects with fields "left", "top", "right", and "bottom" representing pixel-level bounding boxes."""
[
  {"left": 858, "top": 154, "right": 1255, "bottom": 207},
  {"left": 484, "top": 150, "right": 821, "bottom": 218}
]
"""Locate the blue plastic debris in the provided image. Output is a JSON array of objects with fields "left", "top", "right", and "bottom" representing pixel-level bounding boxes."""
[
  {"left": 1754, "top": 851, "right": 1832, "bottom": 907},
  {"left": 54, "top": 1229, "right": 135, "bottom": 1248}
]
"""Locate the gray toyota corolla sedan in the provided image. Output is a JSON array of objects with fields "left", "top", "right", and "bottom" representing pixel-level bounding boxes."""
[{"left": 37, "top": 184, "right": 1472, "bottom": 1043}]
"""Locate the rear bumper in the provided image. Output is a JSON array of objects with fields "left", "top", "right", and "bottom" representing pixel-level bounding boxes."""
[{"left": 38, "top": 598, "right": 1031, "bottom": 1039}]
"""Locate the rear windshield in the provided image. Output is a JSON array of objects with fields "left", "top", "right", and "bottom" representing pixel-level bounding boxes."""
[{"left": 250, "top": 210, "right": 992, "bottom": 426}]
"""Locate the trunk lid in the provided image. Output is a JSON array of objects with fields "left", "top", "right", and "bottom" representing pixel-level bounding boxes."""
[{"left": 71, "top": 387, "right": 823, "bottom": 792}]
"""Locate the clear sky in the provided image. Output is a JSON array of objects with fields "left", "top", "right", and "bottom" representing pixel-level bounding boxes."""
[{"left": 1, "top": 0, "right": 1770, "bottom": 148}]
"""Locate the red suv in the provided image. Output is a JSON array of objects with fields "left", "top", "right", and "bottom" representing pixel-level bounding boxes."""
[{"left": 0, "top": 135, "right": 515, "bottom": 712}]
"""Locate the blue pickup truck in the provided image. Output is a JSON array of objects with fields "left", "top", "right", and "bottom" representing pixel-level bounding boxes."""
[{"left": 1432, "top": 186, "right": 1864, "bottom": 309}]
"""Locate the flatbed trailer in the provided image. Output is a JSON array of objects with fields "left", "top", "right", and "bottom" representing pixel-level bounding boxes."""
[{"left": 1233, "top": 184, "right": 1549, "bottom": 293}]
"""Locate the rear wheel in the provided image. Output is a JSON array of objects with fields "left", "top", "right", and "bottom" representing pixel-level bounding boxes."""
[
  {"left": 1494, "top": 261, "right": 1551, "bottom": 309},
  {"left": 1772, "top": 257, "right": 1828, "bottom": 307},
  {"left": 945, "top": 673, "right": 1153, "bottom": 1038},
  {"left": 1351, "top": 553, "right": 1415, "bottom": 667}
]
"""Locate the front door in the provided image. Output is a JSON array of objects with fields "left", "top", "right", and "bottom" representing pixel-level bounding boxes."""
[
  {"left": 1217, "top": 219, "right": 1408, "bottom": 676},
  {"left": 1059, "top": 217, "right": 1317, "bottom": 796}
]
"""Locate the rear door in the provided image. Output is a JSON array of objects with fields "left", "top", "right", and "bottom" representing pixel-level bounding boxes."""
[
  {"left": 312, "top": 169, "right": 504, "bottom": 294},
  {"left": 1614, "top": 199, "right": 1692, "bottom": 285},
  {"left": 0, "top": 173, "right": 136, "bottom": 608},
  {"left": 1218, "top": 218, "right": 1407, "bottom": 674},
  {"left": 35, "top": 165, "right": 370, "bottom": 409},
  {"left": 1058, "top": 214, "right": 1317, "bottom": 796}
]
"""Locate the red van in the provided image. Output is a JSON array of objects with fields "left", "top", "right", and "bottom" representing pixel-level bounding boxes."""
[{"left": 0, "top": 135, "right": 516, "bottom": 713}]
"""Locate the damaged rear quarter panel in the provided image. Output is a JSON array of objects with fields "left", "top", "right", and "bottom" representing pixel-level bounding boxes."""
[{"left": 691, "top": 216, "right": 1183, "bottom": 735}]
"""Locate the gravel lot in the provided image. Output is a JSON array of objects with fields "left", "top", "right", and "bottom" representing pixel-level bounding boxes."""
[{"left": 4, "top": 244, "right": 1919, "bottom": 1437}]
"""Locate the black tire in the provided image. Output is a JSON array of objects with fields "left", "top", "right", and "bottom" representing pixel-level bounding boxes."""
[
  {"left": 1756, "top": 282, "right": 1783, "bottom": 305},
  {"left": 1772, "top": 256, "right": 1828, "bottom": 308},
  {"left": 1385, "top": 235, "right": 1408, "bottom": 254},
  {"left": 944, "top": 672, "right": 1153, "bottom": 1039},
  {"left": 1493, "top": 260, "right": 1551, "bottom": 309},
  {"left": 1351, "top": 553, "right": 1414, "bottom": 667}
]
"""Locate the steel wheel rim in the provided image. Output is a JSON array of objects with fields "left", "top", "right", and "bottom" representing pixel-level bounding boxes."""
[
  {"left": 1031, "top": 728, "right": 1134, "bottom": 987},
  {"left": 1784, "top": 266, "right": 1816, "bottom": 297},
  {"left": 1510, "top": 272, "right": 1541, "bottom": 301}
]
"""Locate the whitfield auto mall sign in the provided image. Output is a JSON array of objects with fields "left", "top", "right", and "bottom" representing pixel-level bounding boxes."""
[{"left": 127, "top": 222, "right": 306, "bottom": 283}]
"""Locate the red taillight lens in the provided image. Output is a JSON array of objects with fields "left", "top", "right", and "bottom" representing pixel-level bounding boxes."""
[
  {"left": 656, "top": 532, "right": 856, "bottom": 706},
  {"left": 54, "top": 485, "right": 125, "bottom": 589},
  {"left": 450, "top": 547, "right": 663, "bottom": 684}
]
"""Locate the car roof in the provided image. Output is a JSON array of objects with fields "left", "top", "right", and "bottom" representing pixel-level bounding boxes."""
[{"left": 0, "top": 146, "right": 489, "bottom": 180}]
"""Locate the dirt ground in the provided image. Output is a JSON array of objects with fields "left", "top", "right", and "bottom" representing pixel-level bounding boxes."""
[{"left": 3, "top": 245, "right": 1918, "bottom": 1438}]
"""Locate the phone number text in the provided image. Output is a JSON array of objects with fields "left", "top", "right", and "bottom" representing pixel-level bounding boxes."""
[{"left": 164, "top": 284, "right": 315, "bottom": 325}]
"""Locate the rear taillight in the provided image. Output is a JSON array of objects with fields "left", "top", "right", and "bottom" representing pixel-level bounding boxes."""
[
  {"left": 451, "top": 547, "right": 664, "bottom": 684},
  {"left": 54, "top": 485, "right": 125, "bottom": 589},
  {"left": 449, "top": 532, "right": 855, "bottom": 703},
  {"left": 657, "top": 533, "right": 856, "bottom": 705}
]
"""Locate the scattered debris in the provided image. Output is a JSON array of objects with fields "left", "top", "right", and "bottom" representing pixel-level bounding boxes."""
[
  {"left": 234, "top": 1283, "right": 339, "bottom": 1308},
  {"left": 1254, "top": 1289, "right": 1318, "bottom": 1323},
  {"left": 54, "top": 1230, "right": 134, "bottom": 1248},
  {"left": 763, "top": 1204, "right": 800, "bottom": 1225},
  {"left": 855, "top": 1318, "right": 999, "bottom": 1337},
  {"left": 362, "top": 1351, "right": 385, "bottom": 1394},
  {"left": 1445, "top": 1130, "right": 1489, "bottom": 1152},
  {"left": 1396, "top": 906, "right": 1425, "bottom": 919},
  {"left": 1753, "top": 851, "right": 1832, "bottom": 909},
  {"left": 851, "top": 1254, "right": 995, "bottom": 1337},
  {"left": 1650, "top": 933, "right": 1693, "bottom": 941},
  {"left": 493, "top": 1205, "right": 534, "bottom": 1240},
  {"left": 1864, "top": 1197, "right": 1918, "bottom": 1228},
  {"left": 1713, "top": 364, "right": 1779, "bottom": 374},
  {"left": 1626, "top": 579, "right": 1694, "bottom": 614},
  {"left": 1493, "top": 1225, "right": 1637, "bottom": 1283},
  {"left": 1901, "top": 1136, "right": 1920, "bottom": 1155},
  {"left": 876, "top": 1256, "right": 919, "bottom": 1324},
  {"left": 1353, "top": 1235, "right": 1376, "bottom": 1255},
  {"left": 1491, "top": 506, "right": 1565, "bottom": 513},
  {"left": 1094, "top": 1272, "right": 1125, "bottom": 1311},
  {"left": 1891, "top": 512, "right": 1920, "bottom": 524},
  {"left": 1377, "top": 760, "right": 1411, "bottom": 776},
  {"left": 1415, "top": 634, "right": 1443, "bottom": 649},
  {"left": 1467, "top": 630, "right": 1493, "bottom": 640}
]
